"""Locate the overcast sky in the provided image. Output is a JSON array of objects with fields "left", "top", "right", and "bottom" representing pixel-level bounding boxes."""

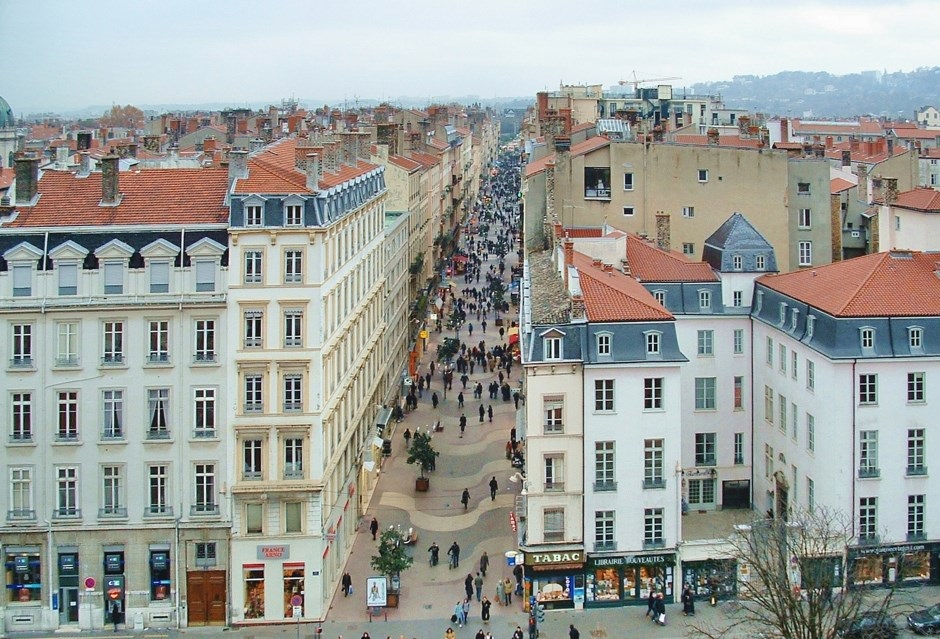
[{"left": 1, "top": 0, "right": 934, "bottom": 114}]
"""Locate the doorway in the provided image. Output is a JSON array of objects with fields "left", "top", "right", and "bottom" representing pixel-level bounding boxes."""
[
  {"left": 59, "top": 587, "right": 79, "bottom": 623},
  {"left": 187, "top": 570, "right": 226, "bottom": 626}
]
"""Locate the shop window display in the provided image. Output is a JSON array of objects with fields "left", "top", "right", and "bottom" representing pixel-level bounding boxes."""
[
  {"left": 5, "top": 552, "right": 41, "bottom": 603},
  {"left": 587, "top": 567, "right": 620, "bottom": 602},
  {"left": 244, "top": 567, "right": 265, "bottom": 619},
  {"left": 282, "top": 565, "right": 304, "bottom": 617}
]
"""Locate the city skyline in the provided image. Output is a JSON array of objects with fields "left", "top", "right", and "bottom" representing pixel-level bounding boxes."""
[{"left": 1, "top": 0, "right": 935, "bottom": 114}]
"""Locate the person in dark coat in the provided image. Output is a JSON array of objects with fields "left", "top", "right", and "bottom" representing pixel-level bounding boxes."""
[
  {"left": 432, "top": 392, "right": 439, "bottom": 409},
  {"left": 489, "top": 476, "right": 498, "bottom": 500},
  {"left": 487, "top": 405, "right": 493, "bottom": 422},
  {"left": 461, "top": 488, "right": 471, "bottom": 510},
  {"left": 479, "top": 404, "right": 485, "bottom": 422},
  {"left": 465, "top": 574, "right": 474, "bottom": 599},
  {"left": 479, "top": 551, "right": 489, "bottom": 577},
  {"left": 481, "top": 596, "right": 491, "bottom": 622},
  {"left": 653, "top": 592, "right": 667, "bottom": 625},
  {"left": 403, "top": 428, "right": 411, "bottom": 448},
  {"left": 459, "top": 413, "right": 467, "bottom": 436},
  {"left": 646, "top": 590, "right": 656, "bottom": 618},
  {"left": 369, "top": 517, "right": 379, "bottom": 540},
  {"left": 341, "top": 572, "right": 352, "bottom": 597},
  {"left": 448, "top": 541, "right": 460, "bottom": 569},
  {"left": 682, "top": 585, "right": 695, "bottom": 615},
  {"left": 569, "top": 624, "right": 580, "bottom": 639}
]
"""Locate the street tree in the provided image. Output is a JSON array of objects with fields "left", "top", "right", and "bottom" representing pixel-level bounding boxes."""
[
  {"left": 369, "top": 527, "right": 414, "bottom": 592},
  {"left": 101, "top": 104, "right": 145, "bottom": 129}
]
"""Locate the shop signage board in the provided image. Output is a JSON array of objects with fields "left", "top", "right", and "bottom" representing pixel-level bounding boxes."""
[{"left": 257, "top": 545, "right": 290, "bottom": 560}]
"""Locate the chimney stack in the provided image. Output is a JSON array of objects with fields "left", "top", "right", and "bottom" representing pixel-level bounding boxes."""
[
  {"left": 707, "top": 128, "right": 720, "bottom": 145},
  {"left": 77, "top": 151, "right": 91, "bottom": 178},
  {"left": 871, "top": 176, "right": 884, "bottom": 203},
  {"left": 884, "top": 177, "right": 898, "bottom": 204},
  {"left": 886, "top": 138, "right": 894, "bottom": 155},
  {"left": 100, "top": 155, "right": 120, "bottom": 206},
  {"left": 357, "top": 132, "right": 372, "bottom": 161},
  {"left": 56, "top": 145, "right": 70, "bottom": 170},
  {"left": 228, "top": 149, "right": 248, "bottom": 184},
  {"left": 14, "top": 154, "right": 40, "bottom": 205},
  {"left": 841, "top": 150, "right": 851, "bottom": 167},
  {"left": 203, "top": 136, "right": 217, "bottom": 153},
  {"left": 306, "top": 153, "right": 320, "bottom": 191},
  {"left": 249, "top": 138, "right": 265, "bottom": 153},
  {"left": 857, "top": 164, "right": 869, "bottom": 202},
  {"left": 779, "top": 118, "right": 788, "bottom": 143},
  {"left": 655, "top": 212, "right": 671, "bottom": 252},
  {"left": 77, "top": 132, "right": 92, "bottom": 151},
  {"left": 563, "top": 235, "right": 574, "bottom": 288},
  {"left": 850, "top": 136, "right": 859, "bottom": 151}
]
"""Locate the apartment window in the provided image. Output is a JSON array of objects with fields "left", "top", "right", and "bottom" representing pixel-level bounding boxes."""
[
  {"left": 859, "top": 497, "right": 877, "bottom": 541},
  {"left": 798, "top": 241, "right": 812, "bottom": 266},
  {"left": 12, "top": 263, "right": 32, "bottom": 296},
  {"left": 595, "top": 511, "right": 615, "bottom": 550},
  {"left": 697, "top": 330, "right": 714, "bottom": 356},
  {"left": 806, "top": 315, "right": 815, "bottom": 339},
  {"left": 245, "top": 205, "right": 263, "bottom": 226},
  {"left": 734, "top": 432, "right": 745, "bottom": 465},
  {"left": 594, "top": 441, "right": 615, "bottom": 490},
  {"left": 56, "top": 321, "right": 79, "bottom": 366},
  {"left": 858, "top": 374, "right": 877, "bottom": 404},
  {"left": 644, "top": 439, "right": 664, "bottom": 488},
  {"left": 698, "top": 290, "right": 711, "bottom": 309},
  {"left": 543, "top": 396, "right": 564, "bottom": 434},
  {"left": 244, "top": 250, "right": 263, "bottom": 284},
  {"left": 284, "top": 502, "right": 303, "bottom": 533},
  {"left": 909, "top": 327, "right": 923, "bottom": 350},
  {"left": 764, "top": 386, "right": 774, "bottom": 424},
  {"left": 733, "top": 376, "right": 743, "bottom": 409},
  {"left": 756, "top": 255, "right": 766, "bottom": 270},
  {"left": 652, "top": 290, "right": 666, "bottom": 306},
  {"left": 694, "top": 377, "right": 716, "bottom": 410},
  {"left": 11, "top": 392, "right": 32, "bottom": 442},
  {"left": 733, "top": 290, "right": 743, "bottom": 307},
  {"left": 791, "top": 351, "right": 798, "bottom": 380},
  {"left": 56, "top": 467, "right": 79, "bottom": 517},
  {"left": 194, "top": 259, "right": 216, "bottom": 292},
  {"left": 150, "top": 261, "right": 170, "bottom": 293},
  {"left": 244, "top": 311, "right": 263, "bottom": 348},
  {"left": 594, "top": 379, "right": 614, "bottom": 412},
  {"left": 544, "top": 455, "right": 564, "bottom": 492},
  {"left": 544, "top": 336, "right": 562, "bottom": 360},
  {"left": 733, "top": 329, "right": 744, "bottom": 354},
  {"left": 623, "top": 172, "right": 634, "bottom": 191},
  {"left": 148, "top": 320, "right": 169, "bottom": 363},
  {"left": 622, "top": 206, "right": 635, "bottom": 217},
  {"left": 682, "top": 206, "right": 695, "bottom": 218},
  {"left": 806, "top": 360, "right": 815, "bottom": 391},
  {"left": 697, "top": 169, "right": 709, "bottom": 182},
  {"left": 10, "top": 467, "right": 33, "bottom": 519},
  {"left": 543, "top": 508, "right": 565, "bottom": 542},
  {"left": 102, "top": 321, "right": 124, "bottom": 364},
  {"left": 284, "top": 438, "right": 304, "bottom": 479},
  {"left": 584, "top": 167, "right": 611, "bottom": 198},
  {"left": 798, "top": 208, "right": 811, "bottom": 229},
  {"left": 147, "top": 465, "right": 169, "bottom": 515},
  {"left": 807, "top": 478, "right": 815, "bottom": 513},
  {"left": 859, "top": 431, "right": 879, "bottom": 478},
  {"left": 284, "top": 374, "right": 303, "bottom": 412},
  {"left": 695, "top": 432, "right": 716, "bottom": 466},
  {"left": 860, "top": 328, "right": 875, "bottom": 350},
  {"left": 195, "top": 542, "right": 217, "bottom": 567},
  {"left": 284, "top": 310, "right": 303, "bottom": 347},
  {"left": 779, "top": 344, "right": 787, "bottom": 373},
  {"left": 908, "top": 372, "right": 925, "bottom": 402},
  {"left": 243, "top": 439, "right": 263, "bottom": 480},
  {"left": 58, "top": 263, "right": 78, "bottom": 295},
  {"left": 732, "top": 255, "right": 742, "bottom": 270},
  {"left": 146, "top": 388, "right": 170, "bottom": 438},
  {"left": 779, "top": 394, "right": 787, "bottom": 432},
  {"left": 193, "top": 464, "right": 217, "bottom": 514},
  {"left": 643, "top": 377, "right": 664, "bottom": 410},
  {"left": 57, "top": 391, "right": 78, "bottom": 441},
  {"left": 101, "top": 465, "right": 124, "bottom": 517},
  {"left": 284, "top": 250, "right": 303, "bottom": 283},
  {"left": 765, "top": 444, "right": 774, "bottom": 479},
  {"left": 645, "top": 332, "right": 662, "bottom": 356},
  {"left": 907, "top": 429, "right": 926, "bottom": 475},
  {"left": 245, "top": 373, "right": 264, "bottom": 413},
  {"left": 644, "top": 508, "right": 664, "bottom": 548},
  {"left": 908, "top": 495, "right": 925, "bottom": 540},
  {"left": 682, "top": 243, "right": 695, "bottom": 256},
  {"left": 103, "top": 262, "right": 124, "bottom": 294},
  {"left": 102, "top": 390, "right": 123, "bottom": 439},
  {"left": 797, "top": 182, "right": 810, "bottom": 195},
  {"left": 194, "top": 388, "right": 216, "bottom": 437},
  {"left": 807, "top": 414, "right": 815, "bottom": 452},
  {"left": 285, "top": 204, "right": 303, "bottom": 226},
  {"left": 194, "top": 319, "right": 216, "bottom": 362},
  {"left": 779, "top": 302, "right": 788, "bottom": 325},
  {"left": 597, "top": 333, "right": 611, "bottom": 356},
  {"left": 791, "top": 402, "right": 798, "bottom": 440}
]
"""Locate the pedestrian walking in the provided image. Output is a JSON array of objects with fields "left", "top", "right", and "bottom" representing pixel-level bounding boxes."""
[
  {"left": 513, "top": 565, "right": 524, "bottom": 595},
  {"left": 645, "top": 591, "right": 656, "bottom": 618},
  {"left": 495, "top": 579, "right": 505, "bottom": 605},
  {"left": 465, "top": 574, "right": 474, "bottom": 600},
  {"left": 474, "top": 572, "right": 484, "bottom": 601},
  {"left": 448, "top": 541, "right": 460, "bottom": 569},
  {"left": 460, "top": 374, "right": 469, "bottom": 389},
  {"left": 653, "top": 592, "right": 667, "bottom": 625},
  {"left": 428, "top": 542, "right": 440, "bottom": 567},
  {"left": 432, "top": 392, "right": 439, "bottom": 409},
  {"left": 369, "top": 516, "right": 379, "bottom": 540},
  {"left": 479, "top": 404, "right": 485, "bottom": 422},
  {"left": 481, "top": 596, "right": 491, "bottom": 622},
  {"left": 502, "top": 578, "right": 512, "bottom": 605},
  {"left": 459, "top": 413, "right": 467, "bottom": 436},
  {"left": 403, "top": 428, "right": 411, "bottom": 447},
  {"left": 457, "top": 392, "right": 464, "bottom": 408},
  {"left": 445, "top": 628, "right": 456, "bottom": 639},
  {"left": 482, "top": 319, "right": 487, "bottom": 333},
  {"left": 513, "top": 391, "right": 520, "bottom": 409},
  {"left": 489, "top": 476, "right": 498, "bottom": 500},
  {"left": 512, "top": 626, "right": 524, "bottom": 639},
  {"left": 453, "top": 601, "right": 464, "bottom": 628},
  {"left": 682, "top": 584, "right": 696, "bottom": 616},
  {"left": 487, "top": 405, "right": 493, "bottom": 422},
  {"left": 479, "top": 551, "right": 489, "bottom": 577},
  {"left": 461, "top": 488, "right": 470, "bottom": 510},
  {"left": 461, "top": 598, "right": 471, "bottom": 625},
  {"left": 569, "top": 624, "right": 580, "bottom": 639},
  {"left": 468, "top": 323, "right": 474, "bottom": 336},
  {"left": 475, "top": 629, "right": 485, "bottom": 639},
  {"left": 341, "top": 572, "right": 352, "bottom": 597}
]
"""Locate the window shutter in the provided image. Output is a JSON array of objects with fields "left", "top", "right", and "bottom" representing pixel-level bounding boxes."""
[{"left": 195, "top": 259, "right": 215, "bottom": 291}]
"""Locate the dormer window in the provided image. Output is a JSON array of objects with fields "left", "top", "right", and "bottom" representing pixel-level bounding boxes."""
[
  {"left": 596, "top": 333, "right": 611, "bottom": 357},
  {"left": 806, "top": 315, "right": 816, "bottom": 340},
  {"left": 187, "top": 237, "right": 226, "bottom": 294},
  {"left": 95, "top": 239, "right": 134, "bottom": 296},
  {"left": 756, "top": 255, "right": 766, "bottom": 271},
  {"left": 790, "top": 308, "right": 800, "bottom": 332},
  {"left": 49, "top": 240, "right": 89, "bottom": 297},
  {"left": 645, "top": 331, "right": 662, "bottom": 355},
  {"left": 58, "top": 263, "right": 78, "bottom": 296},
  {"left": 12, "top": 264, "right": 32, "bottom": 297},
  {"left": 755, "top": 290, "right": 764, "bottom": 313},
  {"left": 544, "top": 336, "right": 562, "bottom": 360},
  {"left": 246, "top": 204, "right": 263, "bottom": 227},
  {"left": 860, "top": 327, "right": 875, "bottom": 351},
  {"left": 698, "top": 290, "right": 711, "bottom": 310},
  {"left": 779, "top": 302, "right": 788, "bottom": 325},
  {"left": 150, "top": 261, "right": 170, "bottom": 293},
  {"left": 732, "top": 255, "right": 743, "bottom": 270},
  {"left": 103, "top": 262, "right": 124, "bottom": 294},
  {"left": 652, "top": 290, "right": 666, "bottom": 306},
  {"left": 909, "top": 327, "right": 924, "bottom": 352},
  {"left": 285, "top": 204, "right": 303, "bottom": 226},
  {"left": 4, "top": 242, "right": 44, "bottom": 298}
]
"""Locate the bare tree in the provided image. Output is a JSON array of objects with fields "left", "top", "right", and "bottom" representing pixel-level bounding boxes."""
[{"left": 691, "top": 507, "right": 899, "bottom": 639}]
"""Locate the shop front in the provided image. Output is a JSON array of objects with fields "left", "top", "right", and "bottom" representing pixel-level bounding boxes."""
[
  {"left": 584, "top": 551, "right": 676, "bottom": 608},
  {"left": 848, "top": 541, "right": 940, "bottom": 588},
  {"left": 523, "top": 549, "right": 584, "bottom": 611},
  {"left": 680, "top": 559, "right": 737, "bottom": 600}
]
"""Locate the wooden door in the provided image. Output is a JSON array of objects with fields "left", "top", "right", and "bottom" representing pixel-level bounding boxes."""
[{"left": 187, "top": 570, "right": 226, "bottom": 626}]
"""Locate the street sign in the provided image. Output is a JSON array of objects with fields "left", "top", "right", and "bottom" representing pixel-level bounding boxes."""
[{"left": 84, "top": 577, "right": 96, "bottom": 591}]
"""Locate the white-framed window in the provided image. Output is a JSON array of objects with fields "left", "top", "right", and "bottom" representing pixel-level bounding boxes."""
[
  {"left": 779, "top": 393, "right": 788, "bottom": 432},
  {"left": 12, "top": 263, "right": 32, "bottom": 297},
  {"left": 682, "top": 206, "right": 695, "bottom": 218},
  {"left": 594, "top": 379, "right": 614, "bottom": 412},
  {"left": 860, "top": 327, "right": 874, "bottom": 350},
  {"left": 644, "top": 439, "right": 664, "bottom": 488},
  {"left": 695, "top": 432, "right": 716, "bottom": 466},
  {"left": 11, "top": 392, "right": 32, "bottom": 441},
  {"left": 779, "top": 344, "right": 787, "bottom": 373},
  {"left": 194, "top": 259, "right": 216, "bottom": 292},
  {"left": 908, "top": 372, "right": 925, "bottom": 403},
  {"left": 698, "top": 289, "right": 711, "bottom": 309},
  {"left": 595, "top": 510, "right": 615, "bottom": 550},
  {"left": 798, "top": 208, "right": 811, "bottom": 229},
  {"left": 284, "top": 250, "right": 303, "bottom": 284},
  {"left": 243, "top": 439, "right": 263, "bottom": 480},
  {"left": 55, "top": 466, "right": 79, "bottom": 517},
  {"left": 543, "top": 508, "right": 565, "bottom": 542},
  {"left": 732, "top": 255, "right": 743, "bottom": 270},
  {"left": 102, "top": 321, "right": 124, "bottom": 364},
  {"left": 284, "top": 438, "right": 304, "bottom": 479},
  {"left": 797, "top": 182, "right": 810, "bottom": 195},
  {"left": 56, "top": 321, "right": 79, "bottom": 366},
  {"left": 697, "top": 329, "right": 714, "bottom": 356},
  {"left": 798, "top": 241, "right": 812, "bottom": 266},
  {"left": 733, "top": 328, "right": 744, "bottom": 354},
  {"left": 806, "top": 360, "right": 815, "bottom": 390},
  {"left": 697, "top": 169, "right": 709, "bottom": 183},
  {"left": 764, "top": 385, "right": 774, "bottom": 424},
  {"left": 245, "top": 205, "right": 263, "bottom": 227},
  {"left": 859, "top": 373, "right": 877, "bottom": 404},
  {"left": 57, "top": 391, "right": 78, "bottom": 441},
  {"left": 594, "top": 441, "right": 615, "bottom": 490},
  {"left": 791, "top": 351, "right": 798, "bottom": 380},
  {"left": 734, "top": 376, "right": 743, "bottom": 409},
  {"left": 907, "top": 428, "right": 925, "bottom": 475},
  {"left": 194, "top": 388, "right": 216, "bottom": 437},
  {"left": 244, "top": 310, "right": 263, "bottom": 348},
  {"left": 766, "top": 336, "right": 774, "bottom": 366},
  {"left": 147, "top": 464, "right": 169, "bottom": 515},
  {"left": 101, "top": 465, "right": 125, "bottom": 517},
  {"left": 644, "top": 377, "right": 664, "bottom": 410},
  {"left": 284, "top": 502, "right": 303, "bottom": 533},
  {"left": 194, "top": 319, "right": 216, "bottom": 362},
  {"left": 756, "top": 254, "right": 766, "bottom": 270},
  {"left": 147, "top": 388, "right": 170, "bottom": 438},
  {"left": 103, "top": 261, "right": 124, "bottom": 294},
  {"left": 908, "top": 495, "right": 925, "bottom": 540},
  {"left": 544, "top": 455, "right": 565, "bottom": 492},
  {"left": 193, "top": 463, "right": 217, "bottom": 514},
  {"left": 652, "top": 290, "right": 666, "bottom": 306},
  {"left": 644, "top": 508, "right": 664, "bottom": 547},
  {"left": 150, "top": 261, "right": 170, "bottom": 294},
  {"left": 859, "top": 430, "right": 879, "bottom": 477},
  {"left": 597, "top": 333, "right": 611, "bottom": 356},
  {"left": 285, "top": 204, "right": 303, "bottom": 226},
  {"left": 11, "top": 323, "right": 33, "bottom": 367},
  {"left": 859, "top": 497, "right": 877, "bottom": 541},
  {"left": 284, "top": 310, "right": 303, "bottom": 347},
  {"left": 283, "top": 373, "right": 303, "bottom": 412},
  {"left": 10, "top": 467, "right": 34, "bottom": 519},
  {"left": 623, "top": 172, "right": 634, "bottom": 191},
  {"left": 807, "top": 413, "right": 815, "bottom": 452},
  {"left": 682, "top": 243, "right": 695, "bottom": 256},
  {"left": 544, "top": 336, "right": 562, "bottom": 360},
  {"left": 148, "top": 320, "right": 170, "bottom": 363},
  {"left": 246, "top": 502, "right": 264, "bottom": 534},
  {"left": 645, "top": 331, "right": 661, "bottom": 355},
  {"left": 244, "top": 373, "right": 264, "bottom": 413},
  {"left": 807, "top": 314, "right": 816, "bottom": 338},
  {"left": 807, "top": 477, "right": 815, "bottom": 513},
  {"left": 102, "top": 389, "right": 124, "bottom": 439},
  {"left": 622, "top": 206, "right": 635, "bottom": 217},
  {"left": 694, "top": 377, "right": 716, "bottom": 410},
  {"left": 909, "top": 327, "right": 923, "bottom": 351},
  {"left": 543, "top": 396, "right": 564, "bottom": 434},
  {"left": 734, "top": 432, "right": 745, "bottom": 465},
  {"left": 58, "top": 262, "right": 78, "bottom": 296},
  {"left": 244, "top": 250, "right": 263, "bottom": 284}
]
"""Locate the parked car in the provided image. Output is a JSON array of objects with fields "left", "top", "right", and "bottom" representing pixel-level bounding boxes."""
[
  {"left": 836, "top": 612, "right": 898, "bottom": 639},
  {"left": 908, "top": 604, "right": 940, "bottom": 635}
]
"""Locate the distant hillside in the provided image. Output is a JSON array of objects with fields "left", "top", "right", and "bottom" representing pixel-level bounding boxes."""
[{"left": 690, "top": 67, "right": 940, "bottom": 119}]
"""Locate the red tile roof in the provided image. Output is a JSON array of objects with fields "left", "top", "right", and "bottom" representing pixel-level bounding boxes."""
[
  {"left": 388, "top": 155, "right": 421, "bottom": 172},
  {"left": 571, "top": 122, "right": 594, "bottom": 134},
  {"left": 759, "top": 251, "right": 940, "bottom": 317},
  {"left": 572, "top": 251, "right": 673, "bottom": 322},
  {"left": 409, "top": 152, "right": 441, "bottom": 168},
  {"left": 894, "top": 187, "right": 940, "bottom": 211},
  {"left": 427, "top": 138, "right": 448, "bottom": 151},
  {"left": 525, "top": 136, "right": 610, "bottom": 177},
  {"left": 9, "top": 168, "right": 229, "bottom": 228},
  {"left": 626, "top": 235, "right": 718, "bottom": 282},
  {"left": 831, "top": 177, "right": 855, "bottom": 194},
  {"left": 890, "top": 127, "right": 940, "bottom": 140},
  {"left": 791, "top": 119, "right": 884, "bottom": 136}
]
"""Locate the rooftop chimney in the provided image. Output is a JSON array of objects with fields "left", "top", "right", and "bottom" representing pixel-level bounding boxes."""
[
  {"left": 249, "top": 138, "right": 265, "bottom": 153},
  {"left": 841, "top": 150, "right": 851, "bottom": 167},
  {"left": 228, "top": 149, "right": 248, "bottom": 184},
  {"left": 306, "top": 153, "right": 320, "bottom": 191},
  {"left": 357, "top": 132, "right": 372, "bottom": 161},
  {"left": 886, "top": 138, "right": 895, "bottom": 155},
  {"left": 203, "top": 136, "right": 217, "bottom": 153},
  {"left": 884, "top": 177, "right": 898, "bottom": 204},
  {"left": 77, "top": 151, "right": 92, "bottom": 178},
  {"left": 100, "top": 155, "right": 121, "bottom": 206},
  {"left": 56, "top": 145, "right": 70, "bottom": 170},
  {"left": 655, "top": 212, "right": 671, "bottom": 252},
  {"left": 779, "top": 118, "right": 788, "bottom": 144},
  {"left": 563, "top": 235, "right": 574, "bottom": 288},
  {"left": 14, "top": 155, "right": 40, "bottom": 205},
  {"left": 707, "top": 128, "right": 720, "bottom": 145},
  {"left": 850, "top": 136, "right": 859, "bottom": 151}
]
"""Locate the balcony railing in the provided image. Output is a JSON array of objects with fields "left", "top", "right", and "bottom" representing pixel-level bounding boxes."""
[
  {"left": 191, "top": 503, "right": 219, "bottom": 516},
  {"left": 858, "top": 466, "right": 880, "bottom": 479},
  {"left": 907, "top": 532, "right": 927, "bottom": 542},
  {"left": 193, "top": 428, "right": 216, "bottom": 439},
  {"left": 242, "top": 471, "right": 262, "bottom": 481},
  {"left": 193, "top": 352, "right": 217, "bottom": 363},
  {"left": 244, "top": 402, "right": 263, "bottom": 414},
  {"left": 101, "top": 354, "right": 125, "bottom": 366},
  {"left": 593, "top": 481, "right": 617, "bottom": 492},
  {"left": 643, "top": 478, "right": 667, "bottom": 490},
  {"left": 593, "top": 541, "right": 617, "bottom": 552},
  {"left": 10, "top": 356, "right": 34, "bottom": 369},
  {"left": 9, "top": 433, "right": 33, "bottom": 444},
  {"left": 283, "top": 402, "right": 303, "bottom": 413},
  {"left": 146, "top": 429, "right": 171, "bottom": 441},
  {"left": 7, "top": 509, "right": 36, "bottom": 521},
  {"left": 284, "top": 466, "right": 304, "bottom": 480},
  {"left": 584, "top": 187, "right": 611, "bottom": 199},
  {"left": 98, "top": 506, "right": 128, "bottom": 518},
  {"left": 53, "top": 507, "right": 81, "bottom": 519},
  {"left": 55, "top": 432, "right": 79, "bottom": 443},
  {"left": 858, "top": 533, "right": 880, "bottom": 545},
  {"left": 144, "top": 505, "right": 173, "bottom": 517},
  {"left": 695, "top": 457, "right": 717, "bottom": 467},
  {"left": 643, "top": 539, "right": 666, "bottom": 550},
  {"left": 147, "top": 353, "right": 170, "bottom": 364},
  {"left": 907, "top": 465, "right": 928, "bottom": 477},
  {"left": 55, "top": 356, "right": 80, "bottom": 367}
]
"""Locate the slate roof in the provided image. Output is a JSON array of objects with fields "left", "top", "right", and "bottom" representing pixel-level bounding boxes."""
[
  {"left": 759, "top": 251, "right": 940, "bottom": 317},
  {"left": 626, "top": 235, "right": 718, "bottom": 282},
  {"left": 702, "top": 212, "right": 778, "bottom": 272}
]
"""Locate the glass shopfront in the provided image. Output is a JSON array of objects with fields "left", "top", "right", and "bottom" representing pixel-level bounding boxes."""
[
  {"left": 523, "top": 550, "right": 584, "bottom": 611},
  {"left": 681, "top": 559, "right": 737, "bottom": 600},
  {"left": 5, "top": 549, "right": 42, "bottom": 603},
  {"left": 243, "top": 565, "right": 265, "bottom": 619},
  {"left": 849, "top": 542, "right": 940, "bottom": 588},
  {"left": 585, "top": 553, "right": 676, "bottom": 607}
]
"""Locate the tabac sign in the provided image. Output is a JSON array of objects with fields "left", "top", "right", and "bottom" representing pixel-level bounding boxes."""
[{"left": 524, "top": 550, "right": 584, "bottom": 567}]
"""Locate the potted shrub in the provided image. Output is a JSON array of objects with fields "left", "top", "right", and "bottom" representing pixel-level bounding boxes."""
[
  {"left": 370, "top": 528, "right": 414, "bottom": 608},
  {"left": 406, "top": 431, "right": 438, "bottom": 492}
]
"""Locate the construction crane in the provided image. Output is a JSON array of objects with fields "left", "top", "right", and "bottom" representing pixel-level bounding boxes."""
[{"left": 618, "top": 71, "right": 682, "bottom": 92}]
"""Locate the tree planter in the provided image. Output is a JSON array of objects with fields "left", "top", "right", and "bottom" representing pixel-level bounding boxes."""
[
  {"left": 415, "top": 477, "right": 430, "bottom": 492},
  {"left": 386, "top": 591, "right": 400, "bottom": 608}
]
